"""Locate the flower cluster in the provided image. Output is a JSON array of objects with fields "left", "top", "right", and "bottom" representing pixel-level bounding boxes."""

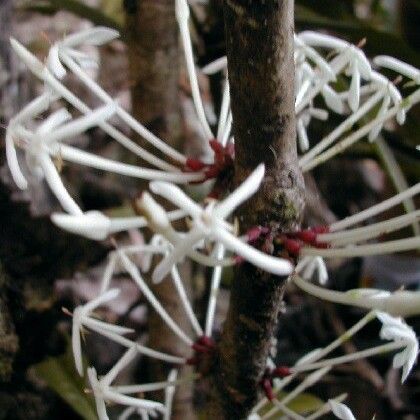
[{"left": 5, "top": 0, "right": 420, "bottom": 418}]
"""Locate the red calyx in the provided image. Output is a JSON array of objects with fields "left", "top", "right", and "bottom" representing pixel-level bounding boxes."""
[
  {"left": 284, "top": 238, "right": 301, "bottom": 256},
  {"left": 185, "top": 139, "right": 235, "bottom": 183},
  {"left": 188, "top": 336, "right": 216, "bottom": 368},
  {"left": 272, "top": 366, "right": 291, "bottom": 378},
  {"left": 296, "top": 229, "right": 317, "bottom": 245},
  {"left": 186, "top": 157, "right": 206, "bottom": 171}
]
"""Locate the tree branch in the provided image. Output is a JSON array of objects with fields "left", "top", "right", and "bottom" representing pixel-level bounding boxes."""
[
  {"left": 211, "top": 1, "right": 304, "bottom": 417},
  {"left": 124, "top": 2, "right": 195, "bottom": 419}
]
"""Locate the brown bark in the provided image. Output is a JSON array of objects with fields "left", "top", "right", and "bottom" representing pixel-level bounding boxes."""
[
  {"left": 124, "top": 2, "right": 196, "bottom": 419},
  {"left": 211, "top": 1, "right": 304, "bottom": 418}
]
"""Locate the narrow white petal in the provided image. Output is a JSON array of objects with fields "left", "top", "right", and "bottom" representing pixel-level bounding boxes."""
[
  {"left": 215, "top": 228, "right": 293, "bottom": 276},
  {"left": 5, "top": 131, "right": 28, "bottom": 189},
  {"left": 355, "top": 49, "right": 372, "bottom": 80},
  {"left": 51, "top": 211, "right": 111, "bottom": 240},
  {"left": 83, "top": 288, "right": 121, "bottom": 314},
  {"left": 348, "top": 63, "right": 360, "bottom": 112},
  {"left": 10, "top": 38, "right": 44, "bottom": 78},
  {"left": 150, "top": 181, "right": 202, "bottom": 219},
  {"left": 163, "top": 369, "right": 178, "bottom": 420},
  {"left": 56, "top": 144, "right": 202, "bottom": 183},
  {"left": 71, "top": 312, "right": 83, "bottom": 376},
  {"left": 118, "top": 251, "right": 193, "bottom": 346},
  {"left": 83, "top": 318, "right": 134, "bottom": 335},
  {"left": 101, "top": 346, "right": 138, "bottom": 387},
  {"left": 175, "top": 0, "right": 190, "bottom": 22},
  {"left": 153, "top": 227, "right": 204, "bottom": 283},
  {"left": 374, "top": 55, "right": 420, "bottom": 83},
  {"left": 328, "top": 400, "right": 356, "bottom": 420},
  {"left": 298, "top": 31, "right": 349, "bottom": 50},
  {"left": 37, "top": 109, "right": 72, "bottom": 135},
  {"left": 322, "top": 85, "right": 344, "bottom": 114},
  {"left": 11, "top": 92, "right": 52, "bottom": 125},
  {"left": 137, "top": 192, "right": 172, "bottom": 233},
  {"left": 47, "top": 45, "right": 67, "bottom": 79},
  {"left": 104, "top": 390, "right": 165, "bottom": 411},
  {"left": 46, "top": 103, "right": 116, "bottom": 144},
  {"left": 368, "top": 94, "right": 391, "bottom": 142},
  {"left": 202, "top": 56, "right": 228, "bottom": 75},
  {"left": 215, "top": 164, "right": 265, "bottom": 219},
  {"left": 39, "top": 154, "right": 83, "bottom": 215},
  {"left": 87, "top": 368, "right": 109, "bottom": 420},
  {"left": 297, "top": 119, "right": 310, "bottom": 152},
  {"left": 61, "top": 27, "right": 120, "bottom": 48},
  {"left": 171, "top": 265, "right": 203, "bottom": 336}
]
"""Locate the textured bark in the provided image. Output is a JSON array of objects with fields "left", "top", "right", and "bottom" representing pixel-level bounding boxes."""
[
  {"left": 124, "top": 2, "right": 196, "bottom": 419},
  {"left": 211, "top": 1, "right": 305, "bottom": 418},
  {"left": 125, "top": 0, "right": 182, "bottom": 156}
]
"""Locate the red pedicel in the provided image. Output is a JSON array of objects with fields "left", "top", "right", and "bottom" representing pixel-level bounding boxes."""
[{"left": 261, "top": 378, "right": 275, "bottom": 401}]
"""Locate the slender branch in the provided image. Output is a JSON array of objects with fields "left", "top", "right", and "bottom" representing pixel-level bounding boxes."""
[
  {"left": 211, "top": 1, "right": 304, "bottom": 417},
  {"left": 124, "top": 2, "right": 196, "bottom": 419}
]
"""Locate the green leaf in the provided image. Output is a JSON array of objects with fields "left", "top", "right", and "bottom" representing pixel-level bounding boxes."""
[
  {"left": 281, "top": 392, "right": 324, "bottom": 414},
  {"left": 34, "top": 344, "right": 97, "bottom": 420},
  {"left": 258, "top": 391, "right": 324, "bottom": 418}
]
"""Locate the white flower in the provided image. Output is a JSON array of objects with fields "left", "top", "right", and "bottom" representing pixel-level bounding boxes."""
[
  {"left": 47, "top": 27, "right": 119, "bottom": 79},
  {"left": 295, "top": 34, "right": 336, "bottom": 81},
  {"left": 377, "top": 312, "right": 419, "bottom": 382},
  {"left": 6, "top": 92, "right": 53, "bottom": 190},
  {"left": 175, "top": 0, "right": 214, "bottom": 140},
  {"left": 141, "top": 164, "right": 293, "bottom": 282},
  {"left": 163, "top": 369, "right": 178, "bottom": 420},
  {"left": 72, "top": 289, "right": 134, "bottom": 375},
  {"left": 368, "top": 71, "right": 405, "bottom": 140},
  {"left": 50, "top": 209, "right": 187, "bottom": 241},
  {"left": 88, "top": 363, "right": 164, "bottom": 420},
  {"left": 297, "top": 107, "right": 328, "bottom": 151},
  {"left": 299, "top": 31, "right": 372, "bottom": 112},
  {"left": 7, "top": 103, "right": 116, "bottom": 214},
  {"left": 328, "top": 400, "right": 356, "bottom": 420},
  {"left": 297, "top": 256, "right": 328, "bottom": 285}
]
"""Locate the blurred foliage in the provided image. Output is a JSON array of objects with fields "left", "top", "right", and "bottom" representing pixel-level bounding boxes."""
[
  {"left": 20, "top": 0, "right": 122, "bottom": 32},
  {"left": 34, "top": 342, "right": 97, "bottom": 420},
  {"left": 296, "top": 1, "right": 420, "bottom": 67}
]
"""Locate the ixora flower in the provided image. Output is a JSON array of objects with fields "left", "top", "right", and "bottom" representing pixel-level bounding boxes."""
[{"left": 138, "top": 164, "right": 294, "bottom": 282}]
